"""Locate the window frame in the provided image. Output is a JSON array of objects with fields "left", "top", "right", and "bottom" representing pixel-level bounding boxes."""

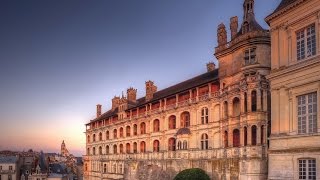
[
  {"left": 298, "top": 158, "right": 316, "bottom": 180},
  {"left": 296, "top": 23, "right": 317, "bottom": 61},
  {"left": 297, "top": 92, "right": 318, "bottom": 134},
  {"left": 201, "top": 107, "right": 209, "bottom": 124}
]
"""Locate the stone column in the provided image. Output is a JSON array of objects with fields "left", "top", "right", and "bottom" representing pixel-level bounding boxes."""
[
  {"left": 263, "top": 90, "right": 268, "bottom": 112},
  {"left": 208, "top": 83, "right": 212, "bottom": 98},
  {"left": 257, "top": 89, "right": 262, "bottom": 111},
  {"left": 229, "top": 128, "right": 233, "bottom": 147},
  {"left": 176, "top": 94, "right": 179, "bottom": 107},
  {"left": 196, "top": 87, "right": 199, "bottom": 101},
  {"left": 247, "top": 90, "right": 252, "bottom": 112},
  {"left": 228, "top": 100, "right": 233, "bottom": 117},
  {"left": 164, "top": 98, "right": 167, "bottom": 110},
  {"left": 189, "top": 89, "right": 192, "bottom": 103},
  {"left": 240, "top": 127, "right": 244, "bottom": 146},
  {"left": 240, "top": 93, "right": 245, "bottom": 114},
  {"left": 159, "top": 100, "right": 162, "bottom": 111}
]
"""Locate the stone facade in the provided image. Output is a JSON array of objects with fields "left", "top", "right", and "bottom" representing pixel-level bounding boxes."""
[
  {"left": 83, "top": 1, "right": 273, "bottom": 180},
  {"left": 266, "top": 0, "right": 320, "bottom": 179}
]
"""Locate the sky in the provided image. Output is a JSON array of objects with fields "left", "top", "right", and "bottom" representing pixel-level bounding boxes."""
[{"left": 0, "top": 0, "right": 280, "bottom": 156}]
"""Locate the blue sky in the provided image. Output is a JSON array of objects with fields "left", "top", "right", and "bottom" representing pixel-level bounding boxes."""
[{"left": 0, "top": 0, "right": 280, "bottom": 156}]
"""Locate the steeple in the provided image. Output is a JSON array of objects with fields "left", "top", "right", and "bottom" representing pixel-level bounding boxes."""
[{"left": 243, "top": 0, "right": 255, "bottom": 21}]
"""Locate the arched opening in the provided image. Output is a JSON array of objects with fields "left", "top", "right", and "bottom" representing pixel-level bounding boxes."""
[
  {"left": 99, "top": 132, "right": 102, "bottom": 141},
  {"left": 113, "top": 145, "right": 117, "bottom": 154},
  {"left": 201, "top": 133, "right": 208, "bottom": 150},
  {"left": 140, "top": 122, "right": 146, "bottom": 134},
  {"left": 103, "top": 164, "right": 107, "bottom": 173},
  {"left": 153, "top": 140, "right": 160, "bottom": 152},
  {"left": 233, "top": 97, "right": 241, "bottom": 116},
  {"left": 85, "top": 163, "right": 88, "bottom": 171},
  {"left": 252, "top": 125, "right": 257, "bottom": 145},
  {"left": 113, "top": 164, "right": 116, "bottom": 173},
  {"left": 224, "top": 131, "right": 228, "bottom": 148},
  {"left": 140, "top": 141, "right": 146, "bottom": 153},
  {"left": 168, "top": 138, "right": 176, "bottom": 151},
  {"left": 93, "top": 147, "right": 96, "bottom": 155},
  {"left": 233, "top": 129, "right": 240, "bottom": 147},
  {"left": 106, "top": 131, "right": 109, "bottom": 140},
  {"left": 251, "top": 90, "right": 257, "bottom": 112},
  {"left": 133, "top": 124, "right": 137, "bottom": 136},
  {"left": 223, "top": 101, "right": 228, "bottom": 118},
  {"left": 261, "top": 90, "right": 264, "bottom": 111},
  {"left": 106, "top": 145, "right": 109, "bottom": 154},
  {"left": 119, "top": 127, "right": 124, "bottom": 138},
  {"left": 133, "top": 142, "right": 137, "bottom": 153},
  {"left": 153, "top": 119, "right": 160, "bottom": 132},
  {"left": 93, "top": 134, "right": 96, "bottom": 142},
  {"left": 177, "top": 141, "right": 181, "bottom": 150},
  {"left": 99, "top": 146, "right": 102, "bottom": 155},
  {"left": 180, "top": 111, "right": 190, "bottom": 128},
  {"left": 244, "top": 127, "right": 248, "bottom": 146},
  {"left": 119, "top": 144, "right": 124, "bottom": 154},
  {"left": 113, "top": 129, "right": 117, "bottom": 139},
  {"left": 87, "top": 135, "right": 90, "bottom": 143},
  {"left": 168, "top": 115, "right": 176, "bottom": 129},
  {"left": 126, "top": 126, "right": 131, "bottom": 137},
  {"left": 183, "top": 140, "right": 188, "bottom": 150},
  {"left": 201, "top": 107, "right": 209, "bottom": 124},
  {"left": 261, "top": 125, "right": 264, "bottom": 144},
  {"left": 126, "top": 143, "right": 131, "bottom": 153},
  {"left": 87, "top": 148, "right": 90, "bottom": 155},
  {"left": 244, "top": 92, "right": 248, "bottom": 112}
]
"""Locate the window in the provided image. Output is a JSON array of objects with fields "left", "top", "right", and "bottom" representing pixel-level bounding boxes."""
[
  {"left": 113, "top": 129, "right": 117, "bottom": 139},
  {"left": 93, "top": 147, "right": 96, "bottom": 155},
  {"left": 9, "top": 166, "right": 12, "bottom": 170},
  {"left": 261, "top": 125, "right": 265, "bottom": 144},
  {"left": 87, "top": 135, "right": 90, "bottom": 143},
  {"left": 126, "top": 126, "right": 131, "bottom": 137},
  {"left": 201, "top": 134, "right": 208, "bottom": 150},
  {"left": 120, "top": 144, "right": 124, "bottom": 154},
  {"left": 120, "top": 127, "right": 124, "bottom": 138},
  {"left": 126, "top": 143, "right": 131, "bottom": 154},
  {"left": 153, "top": 119, "right": 160, "bottom": 132},
  {"left": 180, "top": 112, "right": 190, "bottom": 128},
  {"left": 244, "top": 48, "right": 256, "bottom": 65},
  {"left": 183, "top": 141, "right": 188, "bottom": 150},
  {"left": 244, "top": 92, "right": 248, "bottom": 112},
  {"left": 113, "top": 145, "right": 117, "bottom": 154},
  {"left": 223, "top": 101, "right": 228, "bottom": 118},
  {"left": 168, "top": 138, "right": 176, "bottom": 151},
  {"left": 106, "top": 131, "right": 109, "bottom": 140},
  {"left": 85, "top": 164, "right": 88, "bottom": 171},
  {"left": 99, "top": 146, "right": 102, "bottom": 155},
  {"left": 224, "top": 131, "right": 228, "bottom": 147},
  {"left": 244, "top": 127, "right": 248, "bottom": 146},
  {"left": 133, "top": 124, "right": 138, "bottom": 136},
  {"left": 251, "top": 90, "right": 257, "bottom": 112},
  {"left": 297, "top": 24, "right": 316, "bottom": 61},
  {"left": 140, "top": 141, "right": 146, "bottom": 153},
  {"left": 133, "top": 142, "right": 137, "bottom": 153},
  {"left": 201, "top": 107, "right": 209, "bottom": 124},
  {"left": 252, "top": 125, "right": 257, "bottom": 145},
  {"left": 99, "top": 132, "right": 102, "bottom": 141},
  {"left": 140, "top": 122, "right": 146, "bottom": 134},
  {"left": 298, "top": 92, "right": 317, "bottom": 134},
  {"left": 177, "top": 141, "right": 182, "bottom": 150},
  {"left": 153, "top": 140, "right": 160, "bottom": 152},
  {"left": 87, "top": 148, "right": 90, "bottom": 155},
  {"left": 233, "top": 129, "right": 240, "bottom": 147},
  {"left": 299, "top": 159, "right": 316, "bottom": 180},
  {"left": 233, "top": 97, "right": 241, "bottom": 116},
  {"left": 104, "top": 164, "right": 107, "bottom": 173},
  {"left": 93, "top": 134, "right": 96, "bottom": 142},
  {"left": 168, "top": 115, "right": 176, "bottom": 129},
  {"left": 106, "top": 145, "right": 109, "bottom": 154}
]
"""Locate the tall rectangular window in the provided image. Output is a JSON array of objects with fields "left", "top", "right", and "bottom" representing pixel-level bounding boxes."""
[
  {"left": 299, "top": 159, "right": 316, "bottom": 180},
  {"left": 297, "top": 24, "right": 316, "bottom": 61},
  {"left": 298, "top": 92, "right": 317, "bottom": 134},
  {"left": 244, "top": 48, "right": 256, "bottom": 65}
]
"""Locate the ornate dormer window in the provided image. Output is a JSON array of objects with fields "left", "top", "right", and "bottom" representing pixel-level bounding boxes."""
[{"left": 244, "top": 48, "right": 256, "bottom": 65}]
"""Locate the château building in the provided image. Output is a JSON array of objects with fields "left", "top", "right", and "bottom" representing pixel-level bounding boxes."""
[
  {"left": 266, "top": 0, "right": 320, "bottom": 179},
  {"left": 84, "top": 0, "right": 272, "bottom": 179}
]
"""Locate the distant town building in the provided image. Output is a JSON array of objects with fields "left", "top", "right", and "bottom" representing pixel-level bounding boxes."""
[
  {"left": 265, "top": 0, "right": 320, "bottom": 179},
  {"left": 60, "top": 141, "right": 70, "bottom": 158},
  {"left": 0, "top": 156, "right": 19, "bottom": 180}
]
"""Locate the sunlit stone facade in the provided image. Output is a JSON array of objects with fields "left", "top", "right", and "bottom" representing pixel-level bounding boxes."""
[
  {"left": 84, "top": 0, "right": 271, "bottom": 179},
  {"left": 266, "top": 0, "right": 320, "bottom": 179}
]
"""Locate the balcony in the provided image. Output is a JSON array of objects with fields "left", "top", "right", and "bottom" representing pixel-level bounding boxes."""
[
  {"left": 0, "top": 170, "right": 16, "bottom": 174},
  {"left": 177, "top": 100, "right": 189, "bottom": 107}
]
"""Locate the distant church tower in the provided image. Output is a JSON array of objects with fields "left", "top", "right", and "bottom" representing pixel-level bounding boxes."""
[{"left": 61, "top": 140, "right": 69, "bottom": 157}]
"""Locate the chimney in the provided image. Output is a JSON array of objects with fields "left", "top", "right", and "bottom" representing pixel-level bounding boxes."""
[
  {"left": 217, "top": 23, "right": 227, "bottom": 46},
  {"left": 111, "top": 96, "right": 120, "bottom": 110},
  {"left": 230, "top": 16, "right": 238, "bottom": 40},
  {"left": 127, "top": 87, "right": 137, "bottom": 102},
  {"left": 96, "top": 104, "right": 102, "bottom": 118},
  {"left": 145, "top": 81, "right": 157, "bottom": 101},
  {"left": 206, "top": 62, "right": 216, "bottom": 72}
]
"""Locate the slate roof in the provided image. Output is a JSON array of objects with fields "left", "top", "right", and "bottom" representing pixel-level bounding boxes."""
[
  {"left": 0, "top": 156, "right": 18, "bottom": 164},
  {"left": 176, "top": 128, "right": 191, "bottom": 135},
  {"left": 265, "top": 0, "right": 301, "bottom": 23},
  {"left": 90, "top": 69, "right": 219, "bottom": 123}
]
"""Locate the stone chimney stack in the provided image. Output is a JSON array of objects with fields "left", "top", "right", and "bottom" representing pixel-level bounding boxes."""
[
  {"left": 112, "top": 96, "right": 120, "bottom": 110},
  {"left": 145, "top": 81, "right": 157, "bottom": 101},
  {"left": 206, "top": 62, "right": 216, "bottom": 72},
  {"left": 217, "top": 23, "right": 227, "bottom": 46},
  {"left": 230, "top": 16, "right": 238, "bottom": 40},
  {"left": 127, "top": 87, "right": 137, "bottom": 102},
  {"left": 96, "top": 104, "right": 102, "bottom": 118}
]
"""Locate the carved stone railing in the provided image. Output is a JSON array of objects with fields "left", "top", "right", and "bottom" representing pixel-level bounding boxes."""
[
  {"left": 165, "top": 104, "right": 176, "bottom": 110},
  {"left": 198, "top": 94, "right": 209, "bottom": 102},
  {"left": 177, "top": 100, "right": 189, "bottom": 107}
]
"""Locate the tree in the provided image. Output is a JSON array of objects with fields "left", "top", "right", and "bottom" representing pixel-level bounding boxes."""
[{"left": 174, "top": 168, "right": 210, "bottom": 180}]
